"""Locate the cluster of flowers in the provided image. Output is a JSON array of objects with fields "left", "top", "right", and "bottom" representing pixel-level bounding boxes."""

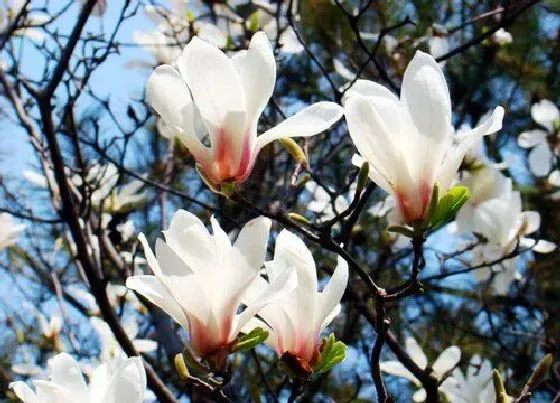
[{"left": 2, "top": 9, "right": 557, "bottom": 399}]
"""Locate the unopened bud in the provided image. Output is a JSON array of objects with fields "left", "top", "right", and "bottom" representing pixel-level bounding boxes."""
[
  {"left": 492, "top": 370, "right": 509, "bottom": 403},
  {"left": 288, "top": 212, "right": 312, "bottom": 226},
  {"left": 279, "top": 138, "right": 307, "bottom": 166},
  {"left": 174, "top": 353, "right": 191, "bottom": 380},
  {"left": 356, "top": 161, "right": 369, "bottom": 195},
  {"left": 524, "top": 353, "right": 553, "bottom": 391}
]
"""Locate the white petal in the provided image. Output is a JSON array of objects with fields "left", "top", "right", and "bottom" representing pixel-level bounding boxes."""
[
  {"left": 48, "top": 353, "right": 89, "bottom": 401},
  {"left": 10, "top": 381, "right": 38, "bottom": 403},
  {"left": 126, "top": 276, "right": 190, "bottom": 331},
  {"left": 344, "top": 79, "right": 400, "bottom": 104},
  {"left": 196, "top": 22, "right": 227, "bottom": 48},
  {"left": 517, "top": 130, "right": 547, "bottom": 148},
  {"left": 231, "top": 32, "right": 276, "bottom": 132},
  {"left": 256, "top": 102, "right": 343, "bottom": 149},
  {"left": 133, "top": 339, "right": 158, "bottom": 353},
  {"left": 146, "top": 65, "right": 191, "bottom": 132},
  {"left": 432, "top": 346, "right": 461, "bottom": 380},
  {"left": 438, "top": 106, "right": 504, "bottom": 192},
  {"left": 234, "top": 265, "right": 297, "bottom": 335},
  {"left": 317, "top": 257, "right": 348, "bottom": 331},
  {"left": 178, "top": 36, "right": 246, "bottom": 138},
  {"left": 401, "top": 50, "right": 452, "bottom": 170},
  {"left": 520, "top": 211, "right": 540, "bottom": 235},
  {"left": 380, "top": 361, "right": 419, "bottom": 384},
  {"left": 100, "top": 357, "right": 146, "bottom": 403},
  {"left": 531, "top": 99, "right": 559, "bottom": 132},
  {"left": 343, "top": 94, "right": 407, "bottom": 194},
  {"left": 532, "top": 239, "right": 556, "bottom": 253},
  {"left": 233, "top": 216, "right": 271, "bottom": 270},
  {"left": 528, "top": 141, "right": 552, "bottom": 177},
  {"left": 405, "top": 337, "right": 428, "bottom": 370}
]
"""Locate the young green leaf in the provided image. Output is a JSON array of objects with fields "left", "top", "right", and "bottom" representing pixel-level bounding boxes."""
[
  {"left": 429, "top": 185, "right": 470, "bottom": 230},
  {"left": 313, "top": 333, "right": 347, "bottom": 374},
  {"left": 230, "top": 327, "right": 269, "bottom": 353}
]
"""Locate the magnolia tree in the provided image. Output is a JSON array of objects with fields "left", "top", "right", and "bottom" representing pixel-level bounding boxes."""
[{"left": 0, "top": 0, "right": 559, "bottom": 402}]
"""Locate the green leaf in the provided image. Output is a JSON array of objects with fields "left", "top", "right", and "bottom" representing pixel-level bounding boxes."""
[
  {"left": 429, "top": 185, "right": 470, "bottom": 230},
  {"left": 524, "top": 353, "right": 553, "bottom": 392},
  {"left": 230, "top": 327, "right": 269, "bottom": 353},
  {"left": 313, "top": 333, "right": 347, "bottom": 374}
]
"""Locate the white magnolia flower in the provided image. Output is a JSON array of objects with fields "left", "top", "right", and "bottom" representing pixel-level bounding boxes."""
[
  {"left": 38, "top": 313, "right": 63, "bottom": 339},
  {"left": 90, "top": 317, "right": 157, "bottom": 362},
  {"left": 103, "top": 180, "right": 147, "bottom": 213},
  {"left": 441, "top": 355, "right": 496, "bottom": 403},
  {"left": 518, "top": 100, "right": 559, "bottom": 178},
  {"left": 10, "top": 353, "right": 147, "bottom": 403},
  {"left": 242, "top": 230, "right": 348, "bottom": 370},
  {"left": 381, "top": 337, "right": 461, "bottom": 402},
  {"left": 343, "top": 51, "right": 504, "bottom": 224},
  {"left": 0, "top": 213, "right": 25, "bottom": 250},
  {"left": 126, "top": 210, "right": 296, "bottom": 360},
  {"left": 493, "top": 28, "right": 513, "bottom": 45},
  {"left": 147, "top": 32, "right": 343, "bottom": 187},
  {"left": 456, "top": 167, "right": 555, "bottom": 294}
]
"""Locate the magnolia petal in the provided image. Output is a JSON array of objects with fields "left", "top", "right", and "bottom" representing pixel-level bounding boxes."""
[
  {"left": 520, "top": 211, "right": 540, "bottom": 235},
  {"left": 380, "top": 361, "right": 419, "bottom": 384},
  {"left": 256, "top": 102, "right": 343, "bottom": 150},
  {"left": 231, "top": 31, "right": 276, "bottom": 132},
  {"left": 146, "top": 65, "right": 191, "bottom": 132},
  {"left": 100, "top": 357, "right": 146, "bottom": 403},
  {"left": 528, "top": 141, "right": 552, "bottom": 177},
  {"left": 234, "top": 216, "right": 271, "bottom": 270},
  {"left": 517, "top": 129, "right": 547, "bottom": 149},
  {"left": 10, "top": 381, "right": 39, "bottom": 403},
  {"left": 432, "top": 346, "right": 461, "bottom": 380},
  {"left": 317, "top": 257, "right": 349, "bottom": 331},
  {"left": 532, "top": 239, "right": 557, "bottom": 253},
  {"left": 438, "top": 106, "right": 504, "bottom": 192},
  {"left": 401, "top": 50, "right": 452, "bottom": 170},
  {"left": 133, "top": 339, "right": 158, "bottom": 353},
  {"left": 48, "top": 353, "right": 89, "bottom": 401},
  {"left": 178, "top": 36, "right": 246, "bottom": 135},
  {"left": 531, "top": 99, "right": 559, "bottom": 132},
  {"left": 405, "top": 337, "right": 428, "bottom": 370},
  {"left": 343, "top": 95, "right": 405, "bottom": 194},
  {"left": 234, "top": 266, "right": 297, "bottom": 335},
  {"left": 126, "top": 275, "right": 190, "bottom": 331},
  {"left": 344, "top": 79, "right": 400, "bottom": 104}
]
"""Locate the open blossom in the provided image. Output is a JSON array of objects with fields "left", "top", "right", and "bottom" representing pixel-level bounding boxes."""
[
  {"left": 126, "top": 210, "right": 296, "bottom": 360},
  {"left": 518, "top": 100, "right": 559, "bottom": 180},
  {"left": 0, "top": 213, "right": 25, "bottom": 250},
  {"left": 440, "top": 355, "right": 496, "bottom": 403},
  {"left": 456, "top": 167, "right": 555, "bottom": 294},
  {"left": 147, "top": 32, "right": 343, "bottom": 187},
  {"left": 10, "top": 353, "right": 147, "bottom": 403},
  {"left": 343, "top": 51, "right": 504, "bottom": 224},
  {"left": 242, "top": 230, "right": 348, "bottom": 372},
  {"left": 381, "top": 337, "right": 461, "bottom": 402}
]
